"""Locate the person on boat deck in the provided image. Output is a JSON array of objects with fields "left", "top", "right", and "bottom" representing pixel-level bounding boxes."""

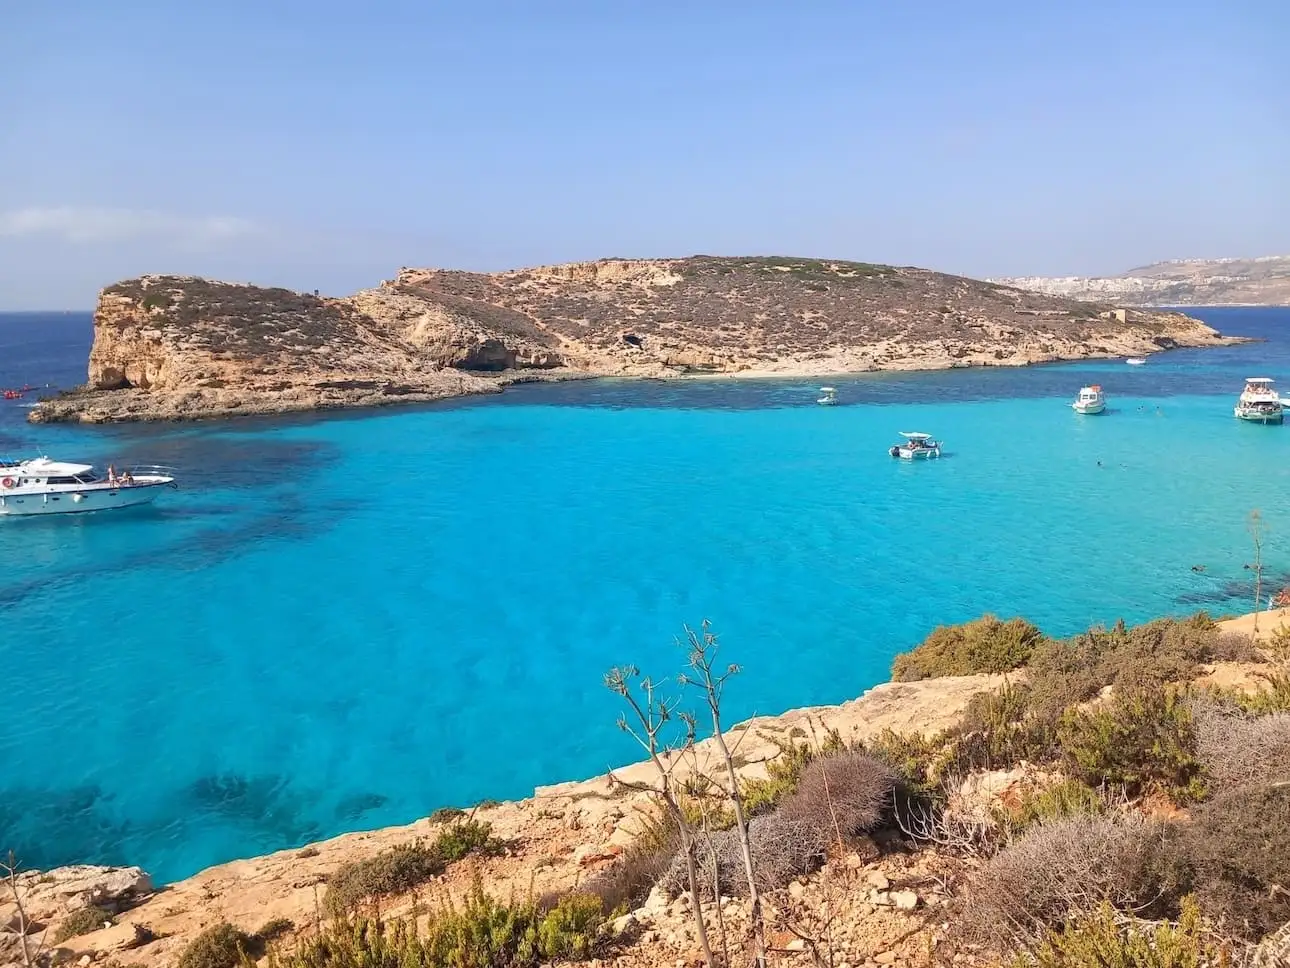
[
  {"left": 106, "top": 464, "right": 117, "bottom": 485},
  {"left": 121, "top": 470, "right": 134, "bottom": 486}
]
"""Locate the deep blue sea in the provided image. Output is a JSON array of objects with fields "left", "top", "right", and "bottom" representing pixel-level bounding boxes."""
[{"left": 2, "top": 307, "right": 1289, "bottom": 883}]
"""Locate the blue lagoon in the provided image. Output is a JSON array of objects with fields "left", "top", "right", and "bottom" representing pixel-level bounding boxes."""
[{"left": 2, "top": 307, "right": 1289, "bottom": 882}]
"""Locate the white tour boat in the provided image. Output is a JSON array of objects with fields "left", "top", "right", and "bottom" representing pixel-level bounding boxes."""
[
  {"left": 1071, "top": 385, "right": 1107, "bottom": 415},
  {"left": 1126, "top": 357, "right": 1147, "bottom": 366},
  {"left": 817, "top": 386, "right": 838, "bottom": 406},
  {"left": 1234, "top": 378, "right": 1284, "bottom": 424},
  {"left": 0, "top": 457, "right": 177, "bottom": 517},
  {"left": 888, "top": 432, "right": 942, "bottom": 460}
]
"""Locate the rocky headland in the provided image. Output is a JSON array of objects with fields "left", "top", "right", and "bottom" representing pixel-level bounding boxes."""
[
  {"left": 991, "top": 254, "right": 1290, "bottom": 307},
  {"left": 30, "top": 256, "right": 1236, "bottom": 424},
  {"left": 6, "top": 609, "right": 1290, "bottom": 968}
]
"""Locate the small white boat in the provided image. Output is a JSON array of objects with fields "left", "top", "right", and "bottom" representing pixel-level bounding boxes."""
[
  {"left": 1071, "top": 385, "right": 1107, "bottom": 415},
  {"left": 1126, "top": 358, "right": 1147, "bottom": 366},
  {"left": 0, "top": 457, "right": 177, "bottom": 517},
  {"left": 817, "top": 386, "right": 838, "bottom": 406},
  {"left": 889, "top": 431, "right": 942, "bottom": 460},
  {"left": 1234, "top": 377, "right": 1284, "bottom": 424}
]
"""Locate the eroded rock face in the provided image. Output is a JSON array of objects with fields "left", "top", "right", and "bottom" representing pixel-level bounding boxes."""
[
  {"left": 8, "top": 865, "right": 153, "bottom": 922},
  {"left": 33, "top": 258, "right": 1235, "bottom": 424}
]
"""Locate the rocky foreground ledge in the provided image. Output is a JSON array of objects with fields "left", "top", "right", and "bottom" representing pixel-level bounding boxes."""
[{"left": 30, "top": 256, "right": 1237, "bottom": 423}]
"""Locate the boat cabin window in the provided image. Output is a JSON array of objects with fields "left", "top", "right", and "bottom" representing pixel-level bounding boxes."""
[{"left": 46, "top": 476, "right": 86, "bottom": 484}]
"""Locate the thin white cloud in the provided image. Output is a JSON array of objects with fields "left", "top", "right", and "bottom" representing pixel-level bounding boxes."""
[{"left": 0, "top": 206, "right": 260, "bottom": 245}]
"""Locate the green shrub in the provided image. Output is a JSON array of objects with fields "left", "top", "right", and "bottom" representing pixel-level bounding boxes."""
[
  {"left": 946, "top": 683, "right": 1058, "bottom": 772},
  {"left": 52, "top": 906, "right": 114, "bottom": 943},
  {"left": 325, "top": 821, "right": 505, "bottom": 913},
  {"left": 325, "top": 843, "right": 444, "bottom": 915},
  {"left": 434, "top": 819, "right": 505, "bottom": 863},
  {"left": 273, "top": 883, "right": 606, "bottom": 968},
  {"left": 891, "top": 615, "right": 1043, "bottom": 681},
  {"left": 998, "top": 778, "right": 1106, "bottom": 836},
  {"left": 177, "top": 923, "right": 257, "bottom": 968},
  {"left": 858, "top": 728, "right": 954, "bottom": 795},
  {"left": 1025, "top": 614, "right": 1224, "bottom": 727},
  {"left": 427, "top": 807, "right": 465, "bottom": 825},
  {"left": 1212, "top": 669, "right": 1290, "bottom": 715},
  {"left": 1009, "top": 896, "right": 1227, "bottom": 968},
  {"left": 255, "top": 918, "right": 294, "bottom": 944},
  {"left": 1186, "top": 781, "right": 1290, "bottom": 940},
  {"left": 1057, "top": 686, "right": 1206, "bottom": 803}
]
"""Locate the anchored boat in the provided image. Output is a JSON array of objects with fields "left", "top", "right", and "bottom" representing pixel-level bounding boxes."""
[
  {"left": 1234, "top": 378, "right": 1284, "bottom": 424},
  {"left": 817, "top": 386, "right": 838, "bottom": 406},
  {"left": 889, "top": 432, "right": 942, "bottom": 460},
  {"left": 0, "top": 457, "right": 177, "bottom": 517},
  {"left": 1071, "top": 385, "right": 1107, "bottom": 415}
]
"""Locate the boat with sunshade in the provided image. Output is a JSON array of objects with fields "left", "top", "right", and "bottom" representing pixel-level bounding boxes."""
[
  {"left": 0, "top": 457, "right": 177, "bottom": 516},
  {"left": 888, "top": 432, "right": 942, "bottom": 460},
  {"left": 1234, "top": 378, "right": 1284, "bottom": 424}
]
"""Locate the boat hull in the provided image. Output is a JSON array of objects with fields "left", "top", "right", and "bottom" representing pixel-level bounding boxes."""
[
  {"left": 1235, "top": 409, "right": 1284, "bottom": 424},
  {"left": 1072, "top": 402, "right": 1106, "bottom": 415},
  {"left": 0, "top": 482, "right": 170, "bottom": 516},
  {"left": 895, "top": 447, "right": 940, "bottom": 460}
]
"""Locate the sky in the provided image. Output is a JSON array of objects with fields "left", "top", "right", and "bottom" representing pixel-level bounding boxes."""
[{"left": 1, "top": 0, "right": 1288, "bottom": 309}]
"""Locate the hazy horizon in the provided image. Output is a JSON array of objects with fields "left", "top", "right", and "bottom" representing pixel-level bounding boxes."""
[{"left": 3, "top": 0, "right": 1287, "bottom": 310}]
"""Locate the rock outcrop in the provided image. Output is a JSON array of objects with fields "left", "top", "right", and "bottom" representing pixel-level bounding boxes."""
[
  {"left": 32, "top": 256, "right": 1237, "bottom": 423},
  {"left": 991, "top": 254, "right": 1290, "bottom": 306}
]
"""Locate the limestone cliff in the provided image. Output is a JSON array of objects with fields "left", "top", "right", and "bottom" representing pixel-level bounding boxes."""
[
  {"left": 32, "top": 257, "right": 1236, "bottom": 423},
  {"left": 991, "top": 254, "right": 1290, "bottom": 306}
]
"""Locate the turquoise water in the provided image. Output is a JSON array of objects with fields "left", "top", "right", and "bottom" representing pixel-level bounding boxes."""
[{"left": 2, "top": 307, "right": 1289, "bottom": 883}]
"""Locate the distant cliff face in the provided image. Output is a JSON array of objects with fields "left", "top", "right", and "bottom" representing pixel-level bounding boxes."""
[
  {"left": 991, "top": 255, "right": 1290, "bottom": 306},
  {"left": 32, "top": 257, "right": 1233, "bottom": 423}
]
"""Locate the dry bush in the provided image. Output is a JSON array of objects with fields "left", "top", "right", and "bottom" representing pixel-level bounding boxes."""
[
  {"left": 1191, "top": 700, "right": 1290, "bottom": 788},
  {"left": 579, "top": 813, "right": 680, "bottom": 912},
  {"left": 966, "top": 814, "right": 1190, "bottom": 945},
  {"left": 891, "top": 614, "right": 1044, "bottom": 681},
  {"left": 1186, "top": 781, "right": 1290, "bottom": 941},
  {"left": 661, "top": 814, "right": 825, "bottom": 899},
  {"left": 1211, "top": 630, "right": 1261, "bottom": 662},
  {"left": 325, "top": 842, "right": 443, "bottom": 914},
  {"left": 777, "top": 751, "right": 897, "bottom": 842}
]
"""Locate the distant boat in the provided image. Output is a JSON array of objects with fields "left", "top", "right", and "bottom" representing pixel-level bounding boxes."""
[
  {"left": 1126, "top": 358, "right": 1147, "bottom": 366},
  {"left": 888, "top": 432, "right": 942, "bottom": 460},
  {"left": 1071, "top": 385, "right": 1107, "bottom": 415},
  {"left": 817, "top": 386, "right": 838, "bottom": 406},
  {"left": 1234, "top": 377, "right": 1284, "bottom": 424}
]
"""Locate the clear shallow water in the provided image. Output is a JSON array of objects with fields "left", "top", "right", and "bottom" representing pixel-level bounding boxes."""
[{"left": 2, "top": 307, "right": 1289, "bottom": 883}]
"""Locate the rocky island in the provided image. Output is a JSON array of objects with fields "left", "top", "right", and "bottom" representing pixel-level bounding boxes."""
[{"left": 31, "top": 256, "right": 1234, "bottom": 424}]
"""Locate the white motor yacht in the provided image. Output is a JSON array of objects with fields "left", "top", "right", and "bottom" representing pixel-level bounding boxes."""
[
  {"left": 888, "top": 432, "right": 942, "bottom": 460},
  {"left": 1071, "top": 385, "right": 1107, "bottom": 415},
  {"left": 817, "top": 386, "right": 838, "bottom": 406},
  {"left": 0, "top": 457, "right": 177, "bottom": 517},
  {"left": 1234, "top": 378, "right": 1284, "bottom": 424}
]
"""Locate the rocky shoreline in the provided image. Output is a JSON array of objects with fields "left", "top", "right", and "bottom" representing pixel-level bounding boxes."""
[
  {"left": 28, "top": 257, "right": 1242, "bottom": 425},
  {"left": 6, "top": 605, "right": 1285, "bottom": 968}
]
